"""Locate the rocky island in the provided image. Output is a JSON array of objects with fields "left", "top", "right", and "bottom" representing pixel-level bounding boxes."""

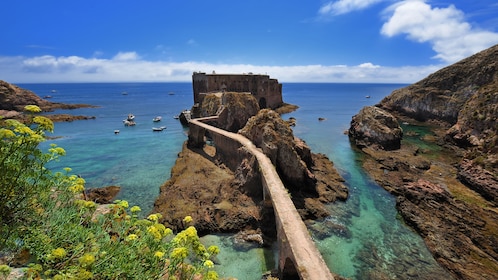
[
  {"left": 153, "top": 74, "right": 348, "bottom": 246},
  {"left": 0, "top": 80, "right": 96, "bottom": 122},
  {"left": 349, "top": 44, "right": 498, "bottom": 279}
]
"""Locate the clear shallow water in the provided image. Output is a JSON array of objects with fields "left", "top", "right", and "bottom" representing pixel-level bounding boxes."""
[{"left": 21, "top": 82, "right": 450, "bottom": 279}]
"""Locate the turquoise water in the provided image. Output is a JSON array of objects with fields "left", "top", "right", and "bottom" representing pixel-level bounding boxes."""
[{"left": 22, "top": 83, "right": 450, "bottom": 279}]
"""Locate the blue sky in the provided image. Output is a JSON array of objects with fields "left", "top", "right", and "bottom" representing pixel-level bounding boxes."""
[{"left": 1, "top": 0, "right": 498, "bottom": 83}]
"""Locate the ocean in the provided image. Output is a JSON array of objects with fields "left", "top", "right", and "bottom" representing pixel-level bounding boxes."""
[{"left": 20, "top": 82, "right": 450, "bottom": 279}]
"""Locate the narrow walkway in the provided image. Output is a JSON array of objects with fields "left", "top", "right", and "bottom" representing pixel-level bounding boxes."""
[{"left": 189, "top": 118, "right": 334, "bottom": 280}]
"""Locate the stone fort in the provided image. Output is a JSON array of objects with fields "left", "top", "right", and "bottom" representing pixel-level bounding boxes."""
[{"left": 192, "top": 72, "right": 283, "bottom": 109}]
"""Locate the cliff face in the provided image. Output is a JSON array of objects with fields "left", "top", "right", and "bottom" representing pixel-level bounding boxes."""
[
  {"left": 378, "top": 45, "right": 498, "bottom": 173},
  {"left": 379, "top": 44, "right": 498, "bottom": 124},
  {"left": 350, "top": 44, "right": 498, "bottom": 279}
]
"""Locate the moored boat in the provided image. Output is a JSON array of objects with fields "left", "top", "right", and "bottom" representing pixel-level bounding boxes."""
[
  {"left": 152, "top": 126, "right": 166, "bottom": 132},
  {"left": 153, "top": 116, "right": 162, "bottom": 122}
]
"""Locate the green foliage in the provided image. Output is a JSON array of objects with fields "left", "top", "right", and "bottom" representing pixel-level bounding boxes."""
[
  {"left": 0, "top": 105, "right": 59, "bottom": 248},
  {"left": 1, "top": 105, "right": 222, "bottom": 279}
]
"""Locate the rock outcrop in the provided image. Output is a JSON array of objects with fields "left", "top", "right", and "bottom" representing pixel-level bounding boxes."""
[
  {"left": 396, "top": 179, "right": 498, "bottom": 280},
  {"left": 0, "top": 80, "right": 95, "bottom": 122},
  {"left": 350, "top": 44, "right": 498, "bottom": 279},
  {"left": 153, "top": 94, "right": 347, "bottom": 241},
  {"left": 349, "top": 106, "right": 403, "bottom": 150},
  {"left": 196, "top": 92, "right": 260, "bottom": 132}
]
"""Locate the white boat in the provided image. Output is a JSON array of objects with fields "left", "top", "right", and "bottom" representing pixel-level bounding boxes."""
[
  {"left": 127, "top": 114, "right": 135, "bottom": 121},
  {"left": 152, "top": 126, "right": 166, "bottom": 132},
  {"left": 153, "top": 116, "right": 162, "bottom": 122}
]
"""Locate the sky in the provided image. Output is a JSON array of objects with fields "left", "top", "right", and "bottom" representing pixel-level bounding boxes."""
[{"left": 1, "top": 0, "right": 498, "bottom": 84}]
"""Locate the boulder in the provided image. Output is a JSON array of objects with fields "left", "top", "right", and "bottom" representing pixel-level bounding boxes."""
[
  {"left": 85, "top": 185, "right": 121, "bottom": 204},
  {"left": 349, "top": 106, "right": 403, "bottom": 150}
]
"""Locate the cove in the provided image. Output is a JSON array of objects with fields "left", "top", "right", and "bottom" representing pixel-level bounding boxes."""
[{"left": 28, "top": 82, "right": 452, "bottom": 279}]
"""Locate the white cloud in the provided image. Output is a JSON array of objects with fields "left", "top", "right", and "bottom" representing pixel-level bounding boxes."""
[
  {"left": 319, "top": 0, "right": 384, "bottom": 16},
  {"left": 112, "top": 52, "right": 140, "bottom": 61},
  {"left": 381, "top": 0, "right": 498, "bottom": 63},
  {"left": 0, "top": 53, "right": 441, "bottom": 84}
]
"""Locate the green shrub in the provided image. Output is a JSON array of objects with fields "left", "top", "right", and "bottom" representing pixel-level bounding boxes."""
[{"left": 1, "top": 105, "right": 221, "bottom": 279}]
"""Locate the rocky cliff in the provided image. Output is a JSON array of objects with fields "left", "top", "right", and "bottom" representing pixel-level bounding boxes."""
[
  {"left": 350, "top": 44, "right": 498, "bottom": 279},
  {"left": 0, "top": 80, "right": 95, "bottom": 122},
  {"left": 153, "top": 93, "right": 348, "bottom": 243}
]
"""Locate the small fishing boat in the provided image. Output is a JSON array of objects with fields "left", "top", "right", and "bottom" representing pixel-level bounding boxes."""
[
  {"left": 153, "top": 116, "right": 162, "bottom": 122},
  {"left": 152, "top": 126, "right": 166, "bottom": 132},
  {"left": 365, "top": 95, "right": 371, "bottom": 98},
  {"left": 114, "top": 130, "right": 120, "bottom": 134},
  {"left": 127, "top": 114, "right": 135, "bottom": 121}
]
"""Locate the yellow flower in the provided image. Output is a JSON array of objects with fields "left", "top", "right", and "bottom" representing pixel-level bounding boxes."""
[
  {"left": 63, "top": 167, "right": 72, "bottom": 173},
  {"left": 207, "top": 245, "right": 220, "bottom": 255},
  {"left": 114, "top": 200, "right": 129, "bottom": 208},
  {"left": 84, "top": 201, "right": 96, "bottom": 209},
  {"left": 51, "top": 248, "right": 67, "bottom": 259},
  {"left": 205, "top": 270, "right": 219, "bottom": 280},
  {"left": 183, "top": 215, "right": 193, "bottom": 223},
  {"left": 147, "top": 213, "right": 159, "bottom": 222},
  {"left": 126, "top": 234, "right": 138, "bottom": 241},
  {"left": 33, "top": 116, "right": 54, "bottom": 132},
  {"left": 163, "top": 227, "right": 173, "bottom": 237},
  {"left": 24, "top": 105, "right": 42, "bottom": 113},
  {"left": 170, "top": 247, "right": 188, "bottom": 260},
  {"left": 69, "top": 184, "right": 85, "bottom": 193},
  {"left": 78, "top": 253, "right": 95, "bottom": 268},
  {"left": 184, "top": 226, "right": 197, "bottom": 240},
  {"left": 76, "top": 269, "right": 93, "bottom": 280},
  {"left": 154, "top": 251, "right": 165, "bottom": 259},
  {"left": 203, "top": 260, "right": 214, "bottom": 268},
  {"left": 130, "top": 206, "right": 141, "bottom": 213},
  {"left": 0, "top": 128, "right": 15, "bottom": 139}
]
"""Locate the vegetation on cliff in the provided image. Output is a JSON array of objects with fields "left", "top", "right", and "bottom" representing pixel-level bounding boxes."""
[{"left": 0, "top": 106, "right": 221, "bottom": 279}]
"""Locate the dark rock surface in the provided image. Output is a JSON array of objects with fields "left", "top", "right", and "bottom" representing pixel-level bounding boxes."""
[
  {"left": 350, "top": 44, "right": 498, "bottom": 279},
  {"left": 85, "top": 186, "right": 121, "bottom": 204},
  {"left": 349, "top": 106, "right": 403, "bottom": 150}
]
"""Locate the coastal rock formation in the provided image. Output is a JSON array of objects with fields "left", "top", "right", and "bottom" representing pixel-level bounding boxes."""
[
  {"left": 458, "top": 159, "right": 498, "bottom": 204},
  {"left": 396, "top": 179, "right": 498, "bottom": 280},
  {"left": 154, "top": 103, "right": 347, "bottom": 237},
  {"left": 196, "top": 92, "right": 260, "bottom": 132},
  {"left": 349, "top": 106, "right": 403, "bottom": 150},
  {"left": 0, "top": 80, "right": 95, "bottom": 122},
  {"left": 240, "top": 109, "right": 348, "bottom": 218},
  {"left": 351, "top": 44, "right": 498, "bottom": 279}
]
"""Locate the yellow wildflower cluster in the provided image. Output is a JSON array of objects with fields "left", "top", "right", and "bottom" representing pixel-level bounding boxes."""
[
  {"left": 78, "top": 253, "right": 95, "bottom": 268},
  {"left": 130, "top": 206, "right": 141, "bottom": 213},
  {"left": 147, "top": 223, "right": 172, "bottom": 241},
  {"left": 126, "top": 234, "right": 138, "bottom": 241},
  {"left": 47, "top": 248, "right": 67, "bottom": 261},
  {"left": 147, "top": 213, "right": 163, "bottom": 222},
  {"left": 154, "top": 251, "right": 165, "bottom": 259},
  {"left": 170, "top": 247, "right": 188, "bottom": 260},
  {"left": 24, "top": 105, "right": 42, "bottom": 113},
  {"left": 0, "top": 128, "right": 15, "bottom": 139},
  {"left": 33, "top": 116, "right": 54, "bottom": 132},
  {"left": 115, "top": 200, "right": 129, "bottom": 209}
]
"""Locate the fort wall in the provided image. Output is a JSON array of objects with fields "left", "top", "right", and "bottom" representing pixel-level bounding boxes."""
[{"left": 192, "top": 72, "right": 283, "bottom": 109}]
